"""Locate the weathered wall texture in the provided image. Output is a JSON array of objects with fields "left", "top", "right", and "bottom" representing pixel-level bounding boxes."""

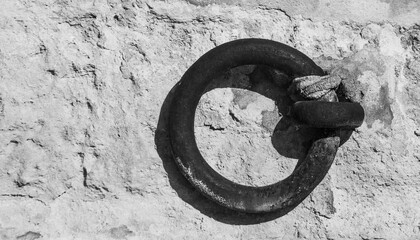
[{"left": 0, "top": 0, "right": 419, "bottom": 239}]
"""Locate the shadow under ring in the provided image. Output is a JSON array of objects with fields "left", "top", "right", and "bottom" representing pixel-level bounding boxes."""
[{"left": 168, "top": 38, "right": 341, "bottom": 213}]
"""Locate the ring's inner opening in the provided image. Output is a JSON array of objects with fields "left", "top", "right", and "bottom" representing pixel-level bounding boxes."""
[{"left": 194, "top": 65, "right": 322, "bottom": 187}]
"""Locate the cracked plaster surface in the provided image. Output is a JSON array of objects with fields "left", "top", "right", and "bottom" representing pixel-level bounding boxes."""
[{"left": 0, "top": 0, "right": 420, "bottom": 239}]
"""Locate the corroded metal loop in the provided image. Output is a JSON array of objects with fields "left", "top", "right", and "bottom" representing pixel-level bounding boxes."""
[
  {"left": 288, "top": 74, "right": 365, "bottom": 129},
  {"left": 288, "top": 75, "right": 342, "bottom": 101},
  {"left": 168, "top": 38, "right": 363, "bottom": 213},
  {"left": 291, "top": 101, "right": 365, "bottom": 128}
]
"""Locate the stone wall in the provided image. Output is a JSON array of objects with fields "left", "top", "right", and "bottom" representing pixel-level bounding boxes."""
[{"left": 0, "top": 0, "right": 419, "bottom": 239}]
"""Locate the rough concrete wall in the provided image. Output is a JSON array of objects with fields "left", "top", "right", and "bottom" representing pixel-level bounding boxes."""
[
  {"left": 187, "top": 0, "right": 420, "bottom": 25},
  {"left": 0, "top": 0, "right": 419, "bottom": 239}
]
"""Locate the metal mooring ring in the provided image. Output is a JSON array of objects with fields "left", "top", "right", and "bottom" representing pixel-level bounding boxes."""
[{"left": 168, "top": 38, "right": 362, "bottom": 213}]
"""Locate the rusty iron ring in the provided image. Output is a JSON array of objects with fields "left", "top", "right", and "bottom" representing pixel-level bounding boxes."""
[{"left": 168, "top": 38, "right": 360, "bottom": 213}]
